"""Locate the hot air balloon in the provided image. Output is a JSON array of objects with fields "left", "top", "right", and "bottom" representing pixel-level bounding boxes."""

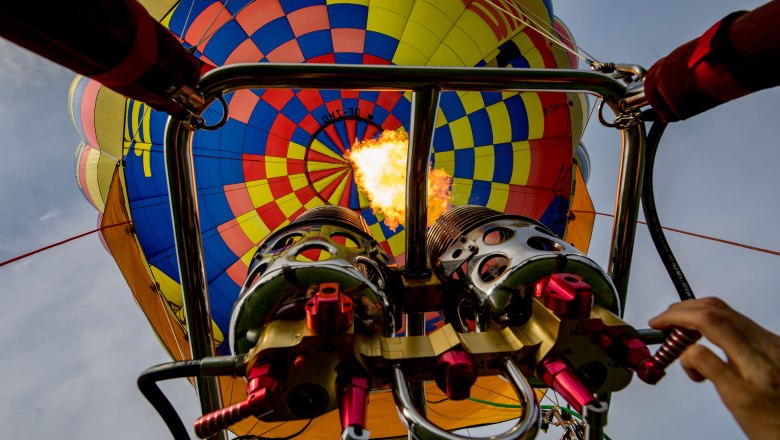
[{"left": 70, "top": 0, "right": 599, "bottom": 437}]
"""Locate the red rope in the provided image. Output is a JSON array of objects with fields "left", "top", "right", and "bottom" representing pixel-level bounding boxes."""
[
  {"left": 0, "top": 221, "right": 131, "bottom": 269},
  {"left": 574, "top": 210, "right": 780, "bottom": 257}
]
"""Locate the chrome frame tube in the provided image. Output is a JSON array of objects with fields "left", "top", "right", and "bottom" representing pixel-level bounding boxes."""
[
  {"left": 404, "top": 86, "right": 442, "bottom": 424},
  {"left": 162, "top": 63, "right": 644, "bottom": 429},
  {"left": 164, "top": 119, "right": 226, "bottom": 438},
  {"left": 405, "top": 85, "right": 442, "bottom": 276},
  {"left": 391, "top": 357, "right": 540, "bottom": 440},
  {"left": 606, "top": 113, "right": 646, "bottom": 312}
]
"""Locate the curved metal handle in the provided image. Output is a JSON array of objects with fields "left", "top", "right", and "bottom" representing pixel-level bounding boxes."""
[{"left": 391, "top": 357, "right": 539, "bottom": 440}]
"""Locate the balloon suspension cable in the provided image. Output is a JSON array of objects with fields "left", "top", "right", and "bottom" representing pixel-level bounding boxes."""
[
  {"left": 486, "top": 0, "right": 598, "bottom": 65},
  {"left": 190, "top": 2, "right": 256, "bottom": 51},
  {"left": 0, "top": 222, "right": 130, "bottom": 269},
  {"left": 570, "top": 210, "right": 780, "bottom": 258}
]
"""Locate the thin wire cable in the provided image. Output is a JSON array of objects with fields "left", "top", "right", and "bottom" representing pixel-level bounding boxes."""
[
  {"left": 486, "top": 0, "right": 596, "bottom": 65},
  {"left": 192, "top": 1, "right": 257, "bottom": 51},
  {"left": 580, "top": 95, "right": 601, "bottom": 137},
  {"left": 573, "top": 210, "right": 780, "bottom": 257},
  {"left": 177, "top": 0, "right": 198, "bottom": 44},
  {"left": 0, "top": 222, "right": 130, "bottom": 269},
  {"left": 157, "top": 290, "right": 188, "bottom": 361},
  {"left": 193, "top": 0, "right": 231, "bottom": 48},
  {"left": 512, "top": 0, "right": 601, "bottom": 64}
]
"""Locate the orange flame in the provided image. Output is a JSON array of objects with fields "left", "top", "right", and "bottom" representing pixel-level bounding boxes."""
[{"left": 347, "top": 130, "right": 452, "bottom": 231}]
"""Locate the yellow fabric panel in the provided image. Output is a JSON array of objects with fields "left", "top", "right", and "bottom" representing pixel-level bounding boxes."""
[
  {"left": 289, "top": 173, "right": 309, "bottom": 191},
  {"left": 311, "top": 169, "right": 343, "bottom": 193},
  {"left": 522, "top": 92, "right": 544, "bottom": 140},
  {"left": 358, "top": 188, "right": 370, "bottom": 208},
  {"left": 440, "top": 25, "right": 482, "bottom": 67},
  {"left": 287, "top": 142, "right": 307, "bottom": 160},
  {"left": 277, "top": 192, "right": 304, "bottom": 218},
  {"left": 486, "top": 101, "right": 512, "bottom": 144},
  {"left": 310, "top": 139, "right": 345, "bottom": 162},
  {"left": 509, "top": 141, "right": 531, "bottom": 186},
  {"left": 472, "top": 146, "right": 495, "bottom": 181},
  {"left": 236, "top": 210, "right": 271, "bottom": 243},
  {"left": 425, "top": 0, "right": 466, "bottom": 22},
  {"left": 328, "top": 0, "right": 369, "bottom": 4},
  {"left": 428, "top": 42, "right": 464, "bottom": 67},
  {"left": 96, "top": 155, "right": 120, "bottom": 209},
  {"left": 392, "top": 41, "right": 427, "bottom": 66},
  {"left": 411, "top": 1, "right": 457, "bottom": 40},
  {"left": 435, "top": 106, "right": 448, "bottom": 128},
  {"left": 247, "top": 179, "right": 275, "bottom": 207},
  {"left": 240, "top": 246, "right": 257, "bottom": 268},
  {"left": 448, "top": 117, "right": 474, "bottom": 150},
  {"left": 92, "top": 86, "right": 127, "bottom": 199},
  {"left": 328, "top": 170, "right": 351, "bottom": 205},
  {"left": 433, "top": 150, "right": 455, "bottom": 176},
  {"left": 265, "top": 156, "right": 289, "bottom": 178},
  {"left": 486, "top": 182, "right": 510, "bottom": 212},
  {"left": 459, "top": 91, "right": 484, "bottom": 115},
  {"left": 387, "top": 229, "right": 406, "bottom": 256},
  {"left": 451, "top": 177, "right": 473, "bottom": 206},
  {"left": 82, "top": 146, "right": 105, "bottom": 212},
  {"left": 394, "top": 0, "right": 463, "bottom": 66},
  {"left": 138, "top": 0, "right": 178, "bottom": 20},
  {"left": 456, "top": 10, "right": 500, "bottom": 60},
  {"left": 564, "top": 166, "right": 595, "bottom": 253},
  {"left": 367, "top": 0, "right": 414, "bottom": 40},
  {"left": 305, "top": 197, "right": 324, "bottom": 210},
  {"left": 569, "top": 92, "right": 589, "bottom": 148},
  {"left": 368, "top": 222, "right": 387, "bottom": 244},
  {"left": 94, "top": 86, "right": 127, "bottom": 159}
]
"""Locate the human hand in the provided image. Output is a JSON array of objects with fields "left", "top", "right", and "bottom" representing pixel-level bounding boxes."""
[{"left": 649, "top": 297, "right": 780, "bottom": 440}]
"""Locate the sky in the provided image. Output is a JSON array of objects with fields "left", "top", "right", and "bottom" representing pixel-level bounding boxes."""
[{"left": 0, "top": 1, "right": 778, "bottom": 439}]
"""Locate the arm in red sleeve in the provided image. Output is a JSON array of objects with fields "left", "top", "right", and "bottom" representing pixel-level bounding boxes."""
[{"left": 644, "top": 1, "right": 780, "bottom": 122}]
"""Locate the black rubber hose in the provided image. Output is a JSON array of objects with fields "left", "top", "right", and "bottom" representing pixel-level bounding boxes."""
[
  {"left": 641, "top": 119, "right": 696, "bottom": 301},
  {"left": 138, "top": 356, "right": 245, "bottom": 440},
  {"left": 138, "top": 361, "right": 202, "bottom": 440}
]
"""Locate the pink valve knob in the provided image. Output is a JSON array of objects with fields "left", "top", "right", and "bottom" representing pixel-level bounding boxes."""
[
  {"left": 541, "top": 274, "right": 594, "bottom": 319},
  {"left": 339, "top": 376, "right": 369, "bottom": 431},
  {"left": 194, "top": 388, "right": 272, "bottom": 438},
  {"left": 194, "top": 363, "right": 279, "bottom": 439},
  {"left": 435, "top": 349, "right": 477, "bottom": 401},
  {"left": 306, "top": 283, "right": 354, "bottom": 334},
  {"left": 540, "top": 357, "right": 597, "bottom": 414}
]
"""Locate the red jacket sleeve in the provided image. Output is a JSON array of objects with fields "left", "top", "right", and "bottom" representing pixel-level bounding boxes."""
[
  {"left": 0, "top": 0, "right": 202, "bottom": 114},
  {"left": 644, "top": 1, "right": 780, "bottom": 122}
]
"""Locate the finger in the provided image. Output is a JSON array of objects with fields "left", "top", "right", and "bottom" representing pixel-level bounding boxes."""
[
  {"left": 679, "top": 344, "right": 739, "bottom": 387},
  {"left": 682, "top": 364, "right": 706, "bottom": 382},
  {"left": 648, "top": 298, "right": 757, "bottom": 365}
]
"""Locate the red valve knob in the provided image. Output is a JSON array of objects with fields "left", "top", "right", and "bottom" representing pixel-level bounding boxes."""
[
  {"left": 339, "top": 376, "right": 370, "bottom": 431},
  {"left": 193, "top": 363, "right": 279, "bottom": 439},
  {"left": 306, "top": 283, "right": 354, "bottom": 334},
  {"left": 540, "top": 357, "right": 597, "bottom": 414},
  {"left": 435, "top": 349, "right": 477, "bottom": 401},
  {"left": 541, "top": 274, "right": 594, "bottom": 319}
]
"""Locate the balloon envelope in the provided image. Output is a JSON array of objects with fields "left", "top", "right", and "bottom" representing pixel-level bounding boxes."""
[{"left": 71, "top": 0, "right": 593, "bottom": 436}]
